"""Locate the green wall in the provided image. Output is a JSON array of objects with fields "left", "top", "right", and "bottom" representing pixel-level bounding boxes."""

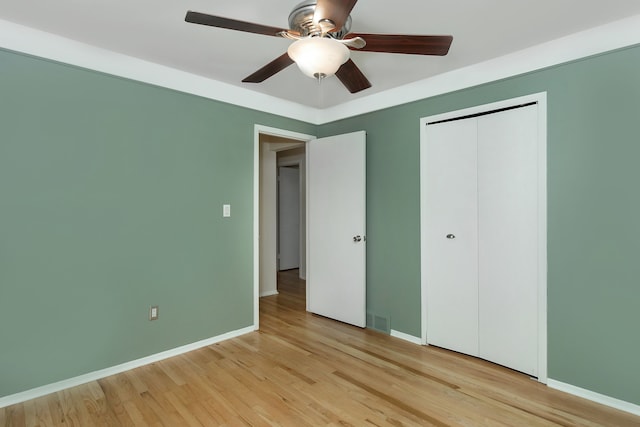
[
  {"left": 2, "top": 40, "right": 640, "bottom": 408},
  {"left": 319, "top": 45, "right": 640, "bottom": 405},
  {"left": 0, "top": 48, "right": 314, "bottom": 398}
]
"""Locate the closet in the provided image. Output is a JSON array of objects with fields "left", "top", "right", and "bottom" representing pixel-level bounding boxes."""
[{"left": 422, "top": 100, "right": 545, "bottom": 378}]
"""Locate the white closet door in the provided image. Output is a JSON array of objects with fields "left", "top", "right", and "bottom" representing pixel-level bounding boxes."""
[
  {"left": 477, "top": 105, "right": 539, "bottom": 376},
  {"left": 425, "top": 119, "right": 479, "bottom": 356}
]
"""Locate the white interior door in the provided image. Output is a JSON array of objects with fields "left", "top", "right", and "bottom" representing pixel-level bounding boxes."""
[
  {"left": 477, "top": 105, "right": 539, "bottom": 376},
  {"left": 424, "top": 119, "right": 479, "bottom": 356},
  {"left": 278, "top": 166, "right": 300, "bottom": 271},
  {"left": 307, "top": 131, "right": 366, "bottom": 327}
]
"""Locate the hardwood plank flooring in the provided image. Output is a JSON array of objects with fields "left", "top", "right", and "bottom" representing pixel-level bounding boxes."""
[{"left": 2, "top": 269, "right": 639, "bottom": 426}]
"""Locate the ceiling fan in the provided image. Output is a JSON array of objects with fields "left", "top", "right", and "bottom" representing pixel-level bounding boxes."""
[{"left": 185, "top": 0, "right": 453, "bottom": 94}]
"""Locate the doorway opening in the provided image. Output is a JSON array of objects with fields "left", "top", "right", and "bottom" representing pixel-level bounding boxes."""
[
  {"left": 254, "top": 126, "right": 367, "bottom": 330},
  {"left": 253, "top": 125, "right": 315, "bottom": 329},
  {"left": 276, "top": 148, "right": 305, "bottom": 278}
]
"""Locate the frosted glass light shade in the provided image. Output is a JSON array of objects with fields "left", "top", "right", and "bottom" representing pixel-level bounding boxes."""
[{"left": 287, "top": 37, "right": 350, "bottom": 79}]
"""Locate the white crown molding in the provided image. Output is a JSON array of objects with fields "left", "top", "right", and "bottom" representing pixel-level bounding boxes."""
[
  {"left": 548, "top": 379, "right": 640, "bottom": 416},
  {"left": 0, "top": 19, "right": 320, "bottom": 124},
  {"left": 1, "top": 14, "right": 640, "bottom": 125},
  {"left": 317, "top": 13, "right": 640, "bottom": 124},
  {"left": 0, "top": 325, "right": 256, "bottom": 409}
]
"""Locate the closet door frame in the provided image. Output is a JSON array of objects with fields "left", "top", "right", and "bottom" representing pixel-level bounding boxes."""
[{"left": 419, "top": 92, "right": 548, "bottom": 383}]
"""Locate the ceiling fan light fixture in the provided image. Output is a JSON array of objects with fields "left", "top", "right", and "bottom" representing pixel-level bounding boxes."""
[{"left": 287, "top": 37, "right": 350, "bottom": 80}]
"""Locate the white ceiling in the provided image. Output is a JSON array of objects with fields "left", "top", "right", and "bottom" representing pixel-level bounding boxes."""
[{"left": 2, "top": 1, "right": 640, "bottom": 109}]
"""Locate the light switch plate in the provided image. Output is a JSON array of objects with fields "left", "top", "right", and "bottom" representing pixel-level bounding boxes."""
[{"left": 223, "top": 204, "right": 231, "bottom": 217}]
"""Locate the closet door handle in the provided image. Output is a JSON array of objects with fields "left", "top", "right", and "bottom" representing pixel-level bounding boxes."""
[{"left": 446, "top": 234, "right": 456, "bottom": 239}]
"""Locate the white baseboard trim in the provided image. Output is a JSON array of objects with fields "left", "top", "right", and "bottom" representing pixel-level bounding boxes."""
[
  {"left": 390, "top": 330, "right": 423, "bottom": 345},
  {"left": 547, "top": 379, "right": 640, "bottom": 416},
  {"left": 0, "top": 325, "right": 256, "bottom": 409},
  {"left": 260, "top": 290, "right": 279, "bottom": 297}
]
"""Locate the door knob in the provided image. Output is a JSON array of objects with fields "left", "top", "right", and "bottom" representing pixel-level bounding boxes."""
[
  {"left": 446, "top": 234, "right": 456, "bottom": 239},
  {"left": 353, "top": 235, "right": 362, "bottom": 242}
]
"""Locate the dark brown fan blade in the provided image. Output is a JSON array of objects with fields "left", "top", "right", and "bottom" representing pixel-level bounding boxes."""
[
  {"left": 314, "top": 0, "right": 358, "bottom": 32},
  {"left": 185, "top": 11, "right": 289, "bottom": 37},
  {"left": 346, "top": 34, "right": 453, "bottom": 56},
  {"left": 335, "top": 59, "right": 371, "bottom": 93},
  {"left": 242, "top": 53, "right": 294, "bottom": 83}
]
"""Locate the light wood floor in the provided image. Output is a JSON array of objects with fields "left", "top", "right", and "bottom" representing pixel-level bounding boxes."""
[{"left": 2, "top": 270, "right": 639, "bottom": 426}]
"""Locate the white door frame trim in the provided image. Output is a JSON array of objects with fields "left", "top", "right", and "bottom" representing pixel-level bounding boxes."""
[
  {"left": 253, "top": 125, "right": 316, "bottom": 330},
  {"left": 419, "top": 92, "right": 548, "bottom": 382}
]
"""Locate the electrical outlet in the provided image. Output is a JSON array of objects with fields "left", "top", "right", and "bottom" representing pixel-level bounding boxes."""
[{"left": 149, "top": 305, "right": 159, "bottom": 321}]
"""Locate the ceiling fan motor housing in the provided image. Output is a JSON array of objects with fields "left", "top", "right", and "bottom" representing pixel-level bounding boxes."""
[{"left": 288, "top": 0, "right": 352, "bottom": 38}]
